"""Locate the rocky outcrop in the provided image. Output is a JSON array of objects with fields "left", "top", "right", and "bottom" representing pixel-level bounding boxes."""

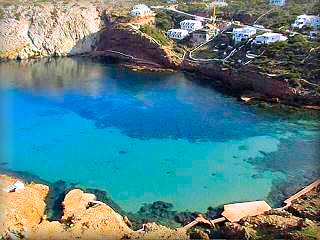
[
  {"left": 0, "top": 175, "right": 49, "bottom": 237},
  {"left": 219, "top": 186, "right": 320, "bottom": 240},
  {"left": 289, "top": 186, "right": 320, "bottom": 222},
  {"left": 0, "top": 1, "right": 106, "bottom": 60},
  {"left": 0, "top": 175, "right": 188, "bottom": 240},
  {"left": 96, "top": 25, "right": 182, "bottom": 69},
  {"left": 182, "top": 60, "right": 320, "bottom": 106},
  {"left": 221, "top": 210, "right": 320, "bottom": 239},
  {"left": 182, "top": 60, "right": 291, "bottom": 98}
]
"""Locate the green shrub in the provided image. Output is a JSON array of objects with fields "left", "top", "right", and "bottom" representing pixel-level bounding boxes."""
[
  {"left": 140, "top": 25, "right": 170, "bottom": 46},
  {"left": 155, "top": 12, "right": 172, "bottom": 31}
]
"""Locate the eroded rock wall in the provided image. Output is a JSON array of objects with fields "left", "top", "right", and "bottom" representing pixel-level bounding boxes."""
[
  {"left": 0, "top": 1, "right": 106, "bottom": 60},
  {"left": 97, "top": 26, "right": 182, "bottom": 68},
  {"left": 182, "top": 60, "right": 294, "bottom": 98}
]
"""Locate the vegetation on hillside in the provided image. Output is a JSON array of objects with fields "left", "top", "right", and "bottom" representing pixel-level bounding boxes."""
[
  {"left": 255, "top": 34, "right": 320, "bottom": 87},
  {"left": 155, "top": 12, "right": 173, "bottom": 31},
  {"left": 140, "top": 24, "right": 170, "bottom": 45}
]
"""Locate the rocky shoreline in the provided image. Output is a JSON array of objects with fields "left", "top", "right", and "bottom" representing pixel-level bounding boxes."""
[{"left": 1, "top": 173, "right": 319, "bottom": 239}]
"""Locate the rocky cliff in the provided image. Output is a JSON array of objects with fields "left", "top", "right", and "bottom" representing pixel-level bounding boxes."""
[
  {"left": 182, "top": 60, "right": 320, "bottom": 107},
  {"left": 0, "top": 0, "right": 106, "bottom": 60},
  {"left": 96, "top": 25, "right": 182, "bottom": 69},
  {"left": 0, "top": 1, "right": 181, "bottom": 68}
]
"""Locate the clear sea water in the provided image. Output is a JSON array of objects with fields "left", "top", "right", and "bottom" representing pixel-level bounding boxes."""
[{"left": 0, "top": 57, "right": 319, "bottom": 212}]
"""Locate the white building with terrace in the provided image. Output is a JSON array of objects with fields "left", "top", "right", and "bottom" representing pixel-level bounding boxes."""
[
  {"left": 167, "top": 29, "right": 189, "bottom": 40},
  {"left": 253, "top": 32, "right": 287, "bottom": 45},
  {"left": 269, "top": 0, "right": 286, "bottom": 6},
  {"left": 292, "top": 15, "right": 320, "bottom": 30},
  {"left": 232, "top": 26, "right": 256, "bottom": 43},
  {"left": 130, "top": 4, "right": 154, "bottom": 17},
  {"left": 180, "top": 20, "right": 203, "bottom": 32}
]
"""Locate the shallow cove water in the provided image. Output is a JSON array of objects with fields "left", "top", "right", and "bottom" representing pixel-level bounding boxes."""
[{"left": 0, "top": 57, "right": 319, "bottom": 213}]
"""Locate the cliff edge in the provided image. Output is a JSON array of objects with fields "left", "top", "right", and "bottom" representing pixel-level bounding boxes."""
[{"left": 0, "top": 0, "right": 106, "bottom": 60}]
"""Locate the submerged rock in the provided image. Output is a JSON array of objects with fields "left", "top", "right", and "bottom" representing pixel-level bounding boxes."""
[{"left": 134, "top": 201, "right": 180, "bottom": 228}]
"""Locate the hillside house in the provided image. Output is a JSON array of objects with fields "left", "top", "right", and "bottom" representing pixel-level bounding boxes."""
[
  {"left": 166, "top": 0, "right": 177, "bottom": 4},
  {"left": 180, "top": 20, "right": 203, "bottom": 32},
  {"left": 130, "top": 4, "right": 154, "bottom": 17},
  {"left": 292, "top": 15, "right": 320, "bottom": 30},
  {"left": 192, "top": 28, "right": 218, "bottom": 43},
  {"left": 253, "top": 32, "right": 287, "bottom": 44},
  {"left": 269, "top": 0, "right": 285, "bottom": 6},
  {"left": 167, "top": 29, "right": 189, "bottom": 40},
  {"left": 213, "top": 0, "right": 228, "bottom": 7},
  {"left": 232, "top": 27, "right": 256, "bottom": 43}
]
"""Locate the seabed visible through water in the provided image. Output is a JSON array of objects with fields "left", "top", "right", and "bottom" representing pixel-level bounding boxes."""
[{"left": 0, "top": 57, "right": 319, "bottom": 215}]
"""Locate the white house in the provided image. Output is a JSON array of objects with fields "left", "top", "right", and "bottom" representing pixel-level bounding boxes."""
[
  {"left": 233, "top": 26, "right": 256, "bottom": 43},
  {"left": 212, "top": 0, "right": 228, "bottom": 7},
  {"left": 167, "top": 29, "right": 189, "bottom": 40},
  {"left": 292, "top": 15, "right": 320, "bottom": 30},
  {"left": 180, "top": 20, "right": 203, "bottom": 32},
  {"left": 269, "top": 0, "right": 285, "bottom": 6},
  {"left": 253, "top": 32, "right": 287, "bottom": 44},
  {"left": 130, "top": 4, "right": 154, "bottom": 17}
]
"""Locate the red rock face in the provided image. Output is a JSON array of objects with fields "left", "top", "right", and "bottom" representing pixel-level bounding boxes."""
[
  {"left": 96, "top": 26, "right": 181, "bottom": 69},
  {"left": 182, "top": 60, "right": 320, "bottom": 106},
  {"left": 182, "top": 60, "right": 294, "bottom": 98}
]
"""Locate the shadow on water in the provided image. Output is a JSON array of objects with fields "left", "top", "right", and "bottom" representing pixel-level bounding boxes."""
[{"left": 1, "top": 57, "right": 319, "bottom": 143}]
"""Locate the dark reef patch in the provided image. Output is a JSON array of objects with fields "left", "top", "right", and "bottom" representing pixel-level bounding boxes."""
[
  {"left": 46, "top": 180, "right": 70, "bottom": 221},
  {"left": 244, "top": 137, "right": 320, "bottom": 207},
  {"left": 238, "top": 145, "right": 248, "bottom": 151},
  {"left": 118, "top": 150, "right": 128, "bottom": 154}
]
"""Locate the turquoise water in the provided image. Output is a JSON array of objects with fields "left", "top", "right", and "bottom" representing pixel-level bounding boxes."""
[{"left": 0, "top": 58, "right": 319, "bottom": 212}]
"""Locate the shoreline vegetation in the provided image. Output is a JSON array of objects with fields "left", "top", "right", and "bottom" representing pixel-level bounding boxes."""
[{"left": 0, "top": 172, "right": 319, "bottom": 239}]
